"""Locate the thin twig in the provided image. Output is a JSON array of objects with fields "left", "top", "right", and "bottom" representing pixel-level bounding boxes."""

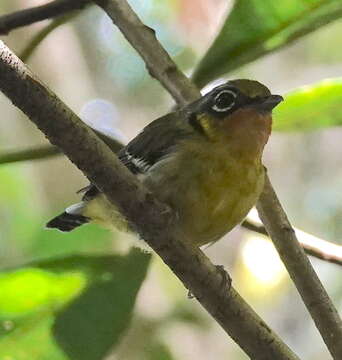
[
  {"left": 0, "top": 145, "right": 60, "bottom": 164},
  {"left": 257, "top": 176, "right": 342, "bottom": 359},
  {"left": 94, "top": 0, "right": 342, "bottom": 358},
  {"left": 242, "top": 218, "right": 342, "bottom": 267},
  {"left": 0, "top": 129, "right": 122, "bottom": 165},
  {"left": 0, "top": 0, "right": 91, "bottom": 35},
  {"left": 0, "top": 40, "right": 300, "bottom": 360}
]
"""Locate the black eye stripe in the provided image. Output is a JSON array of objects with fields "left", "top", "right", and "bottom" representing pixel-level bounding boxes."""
[{"left": 212, "top": 90, "right": 237, "bottom": 112}]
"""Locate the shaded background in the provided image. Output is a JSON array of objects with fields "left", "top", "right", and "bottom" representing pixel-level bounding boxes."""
[{"left": 0, "top": 0, "right": 341, "bottom": 359}]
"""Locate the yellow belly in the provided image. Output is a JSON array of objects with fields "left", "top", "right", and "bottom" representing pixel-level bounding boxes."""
[
  {"left": 179, "top": 172, "right": 264, "bottom": 246},
  {"left": 144, "top": 146, "right": 265, "bottom": 246}
]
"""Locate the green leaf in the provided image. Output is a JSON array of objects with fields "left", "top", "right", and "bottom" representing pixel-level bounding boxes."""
[
  {"left": 0, "top": 250, "right": 151, "bottom": 360},
  {"left": 192, "top": 0, "right": 342, "bottom": 87},
  {"left": 273, "top": 78, "right": 342, "bottom": 131},
  {"left": 52, "top": 251, "right": 151, "bottom": 360}
]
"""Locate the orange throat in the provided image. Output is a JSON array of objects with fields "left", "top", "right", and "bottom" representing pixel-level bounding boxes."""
[{"left": 219, "top": 108, "right": 272, "bottom": 162}]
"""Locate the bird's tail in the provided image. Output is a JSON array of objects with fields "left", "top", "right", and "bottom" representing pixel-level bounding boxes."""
[{"left": 46, "top": 203, "right": 89, "bottom": 232}]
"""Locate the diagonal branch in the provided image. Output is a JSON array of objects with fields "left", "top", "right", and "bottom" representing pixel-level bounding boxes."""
[
  {"left": 94, "top": 0, "right": 342, "bottom": 358},
  {"left": 257, "top": 177, "right": 342, "bottom": 358},
  {"left": 0, "top": 0, "right": 91, "bottom": 35},
  {"left": 0, "top": 41, "right": 300, "bottom": 360}
]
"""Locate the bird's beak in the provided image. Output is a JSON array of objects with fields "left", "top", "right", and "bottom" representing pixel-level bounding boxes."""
[{"left": 253, "top": 94, "right": 283, "bottom": 112}]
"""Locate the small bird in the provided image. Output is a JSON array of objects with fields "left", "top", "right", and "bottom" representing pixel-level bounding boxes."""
[{"left": 47, "top": 79, "right": 283, "bottom": 247}]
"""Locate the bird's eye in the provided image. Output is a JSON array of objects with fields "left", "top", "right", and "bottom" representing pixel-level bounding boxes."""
[{"left": 212, "top": 90, "right": 237, "bottom": 112}]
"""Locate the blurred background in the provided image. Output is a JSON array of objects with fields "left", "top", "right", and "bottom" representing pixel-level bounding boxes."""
[{"left": 0, "top": 0, "right": 341, "bottom": 359}]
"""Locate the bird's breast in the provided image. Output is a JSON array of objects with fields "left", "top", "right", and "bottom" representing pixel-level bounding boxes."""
[{"left": 143, "top": 141, "right": 265, "bottom": 246}]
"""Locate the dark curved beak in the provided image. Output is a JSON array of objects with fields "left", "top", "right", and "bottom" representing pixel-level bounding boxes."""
[{"left": 254, "top": 94, "right": 283, "bottom": 112}]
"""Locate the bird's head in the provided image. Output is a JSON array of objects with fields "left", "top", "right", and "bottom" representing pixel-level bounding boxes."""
[{"left": 187, "top": 79, "right": 283, "bottom": 160}]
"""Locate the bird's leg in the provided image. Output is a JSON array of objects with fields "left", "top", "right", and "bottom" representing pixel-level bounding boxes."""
[
  {"left": 215, "top": 265, "right": 232, "bottom": 292},
  {"left": 187, "top": 289, "right": 195, "bottom": 299},
  {"left": 187, "top": 265, "right": 232, "bottom": 299}
]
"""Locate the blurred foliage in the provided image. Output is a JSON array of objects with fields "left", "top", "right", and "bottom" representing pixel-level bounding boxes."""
[
  {"left": 92, "top": 0, "right": 191, "bottom": 93},
  {"left": 20, "top": 13, "right": 78, "bottom": 62},
  {"left": 274, "top": 78, "right": 342, "bottom": 131},
  {"left": 1, "top": 0, "right": 342, "bottom": 359},
  {"left": 146, "top": 342, "right": 175, "bottom": 360},
  {"left": 0, "top": 167, "right": 40, "bottom": 265},
  {"left": 0, "top": 166, "right": 113, "bottom": 265},
  {"left": 192, "top": 0, "right": 342, "bottom": 87},
  {"left": 0, "top": 250, "right": 150, "bottom": 360}
]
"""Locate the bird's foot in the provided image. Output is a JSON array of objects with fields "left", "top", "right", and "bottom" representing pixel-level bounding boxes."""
[
  {"left": 187, "top": 265, "right": 232, "bottom": 299},
  {"left": 215, "top": 265, "right": 232, "bottom": 293}
]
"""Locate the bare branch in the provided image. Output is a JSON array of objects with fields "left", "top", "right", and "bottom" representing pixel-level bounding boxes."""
[
  {"left": 0, "top": 0, "right": 91, "bottom": 35},
  {"left": 257, "top": 176, "right": 342, "bottom": 359},
  {"left": 242, "top": 220, "right": 342, "bottom": 267},
  {"left": 0, "top": 123, "right": 123, "bottom": 165},
  {"left": 0, "top": 41, "right": 300, "bottom": 360},
  {"left": 94, "top": 0, "right": 342, "bottom": 357}
]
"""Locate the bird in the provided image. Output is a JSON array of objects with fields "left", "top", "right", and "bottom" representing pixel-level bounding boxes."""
[{"left": 46, "top": 79, "right": 283, "bottom": 247}]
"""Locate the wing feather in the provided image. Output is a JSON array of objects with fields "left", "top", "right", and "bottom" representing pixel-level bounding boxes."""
[{"left": 82, "top": 110, "right": 192, "bottom": 200}]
